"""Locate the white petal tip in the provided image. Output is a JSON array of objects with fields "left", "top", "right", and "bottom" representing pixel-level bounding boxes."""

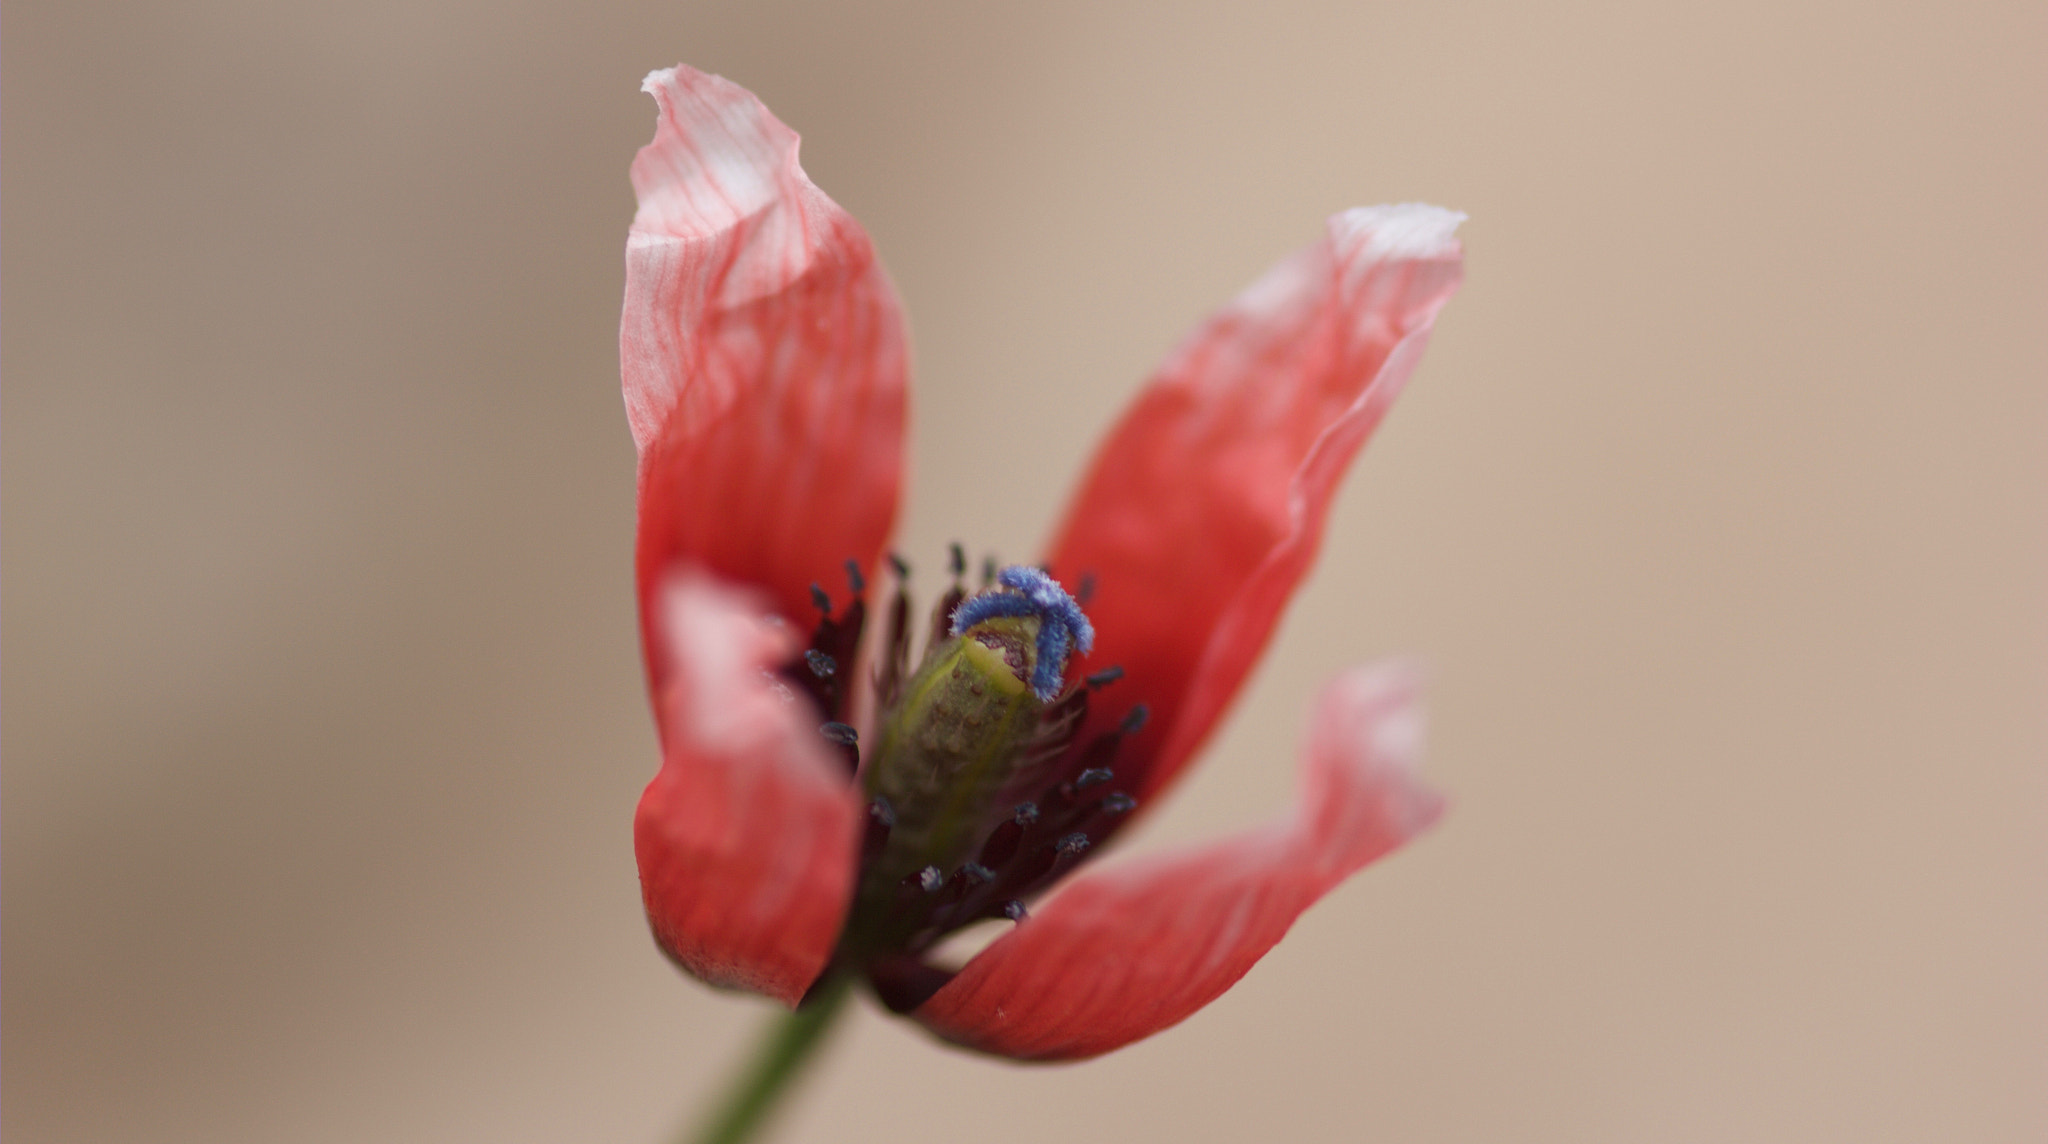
[
  {"left": 641, "top": 67, "right": 676, "bottom": 95},
  {"left": 1339, "top": 660, "right": 1426, "bottom": 766},
  {"left": 1336, "top": 203, "right": 1468, "bottom": 260}
]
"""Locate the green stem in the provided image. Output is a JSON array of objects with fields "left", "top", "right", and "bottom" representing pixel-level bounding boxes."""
[{"left": 680, "top": 975, "right": 855, "bottom": 1144}]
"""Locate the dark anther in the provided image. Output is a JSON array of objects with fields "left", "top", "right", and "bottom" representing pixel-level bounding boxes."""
[
  {"left": 820, "top": 721, "right": 858, "bottom": 745},
  {"left": 936, "top": 865, "right": 984, "bottom": 909},
  {"left": 980, "top": 555, "right": 998, "bottom": 586},
  {"left": 1073, "top": 767, "right": 1113, "bottom": 791},
  {"left": 914, "top": 866, "right": 944, "bottom": 893},
  {"left": 821, "top": 721, "right": 859, "bottom": 773},
  {"left": 888, "top": 551, "right": 911, "bottom": 580},
  {"left": 793, "top": 586, "right": 864, "bottom": 724},
  {"left": 867, "top": 796, "right": 895, "bottom": 828},
  {"left": 958, "top": 862, "right": 995, "bottom": 886},
  {"left": 845, "top": 559, "right": 866, "bottom": 596},
  {"left": 1055, "top": 832, "right": 1091, "bottom": 858},
  {"left": 1069, "top": 727, "right": 1123, "bottom": 778},
  {"left": 948, "top": 542, "right": 967, "bottom": 579},
  {"left": 1086, "top": 665, "right": 1124, "bottom": 689},
  {"left": 1000, "top": 900, "right": 1029, "bottom": 922},
  {"left": 1101, "top": 792, "right": 1137, "bottom": 815},
  {"left": 1013, "top": 802, "right": 1041, "bottom": 826},
  {"left": 1120, "top": 704, "right": 1151, "bottom": 735},
  {"left": 1078, "top": 572, "right": 1098, "bottom": 605}
]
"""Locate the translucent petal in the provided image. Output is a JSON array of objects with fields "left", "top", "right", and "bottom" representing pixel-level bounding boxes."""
[
  {"left": 624, "top": 65, "right": 908, "bottom": 646},
  {"left": 1045, "top": 205, "right": 1465, "bottom": 806}
]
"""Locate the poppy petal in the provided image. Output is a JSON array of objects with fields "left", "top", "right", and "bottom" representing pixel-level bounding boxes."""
[
  {"left": 1045, "top": 205, "right": 1464, "bottom": 806},
  {"left": 633, "top": 571, "right": 864, "bottom": 1004},
  {"left": 623, "top": 65, "right": 908, "bottom": 660},
  {"left": 910, "top": 662, "right": 1442, "bottom": 1060}
]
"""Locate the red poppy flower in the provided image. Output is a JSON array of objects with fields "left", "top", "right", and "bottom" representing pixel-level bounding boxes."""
[{"left": 624, "top": 65, "right": 1465, "bottom": 1062}]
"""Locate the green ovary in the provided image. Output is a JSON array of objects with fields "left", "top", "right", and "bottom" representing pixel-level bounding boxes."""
[{"left": 864, "top": 615, "right": 1045, "bottom": 884}]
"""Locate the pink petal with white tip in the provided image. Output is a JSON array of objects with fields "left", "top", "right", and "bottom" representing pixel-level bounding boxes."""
[{"left": 623, "top": 64, "right": 908, "bottom": 652}]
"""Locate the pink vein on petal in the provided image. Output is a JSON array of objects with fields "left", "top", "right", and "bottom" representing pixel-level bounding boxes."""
[{"left": 623, "top": 65, "right": 908, "bottom": 664}]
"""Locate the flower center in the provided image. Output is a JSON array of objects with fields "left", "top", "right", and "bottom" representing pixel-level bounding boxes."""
[{"left": 787, "top": 550, "right": 1151, "bottom": 990}]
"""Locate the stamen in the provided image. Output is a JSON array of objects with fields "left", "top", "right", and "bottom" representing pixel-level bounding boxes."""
[
  {"left": 888, "top": 552, "right": 911, "bottom": 581},
  {"left": 821, "top": 721, "right": 858, "bottom": 744},
  {"left": 1072, "top": 767, "right": 1113, "bottom": 791},
  {"left": 821, "top": 721, "right": 860, "bottom": 773},
  {"left": 845, "top": 559, "right": 866, "bottom": 597},
  {"left": 1120, "top": 704, "right": 1150, "bottom": 735},
  {"left": 977, "top": 801, "right": 1041, "bottom": 870},
  {"left": 1005, "top": 840, "right": 1062, "bottom": 888},
  {"left": 1000, "top": 900, "right": 1028, "bottom": 922},
  {"left": 935, "top": 864, "right": 987, "bottom": 911},
  {"left": 913, "top": 866, "right": 944, "bottom": 893},
  {"left": 1055, "top": 832, "right": 1091, "bottom": 858},
  {"left": 977, "top": 819, "right": 1023, "bottom": 869},
  {"left": 1101, "top": 792, "right": 1137, "bottom": 815},
  {"left": 948, "top": 542, "right": 967, "bottom": 579},
  {"left": 792, "top": 564, "right": 868, "bottom": 724},
  {"left": 1077, "top": 572, "right": 1098, "bottom": 606},
  {"left": 1069, "top": 727, "right": 1123, "bottom": 777},
  {"left": 1085, "top": 665, "right": 1124, "bottom": 689},
  {"left": 958, "top": 862, "right": 995, "bottom": 886},
  {"left": 876, "top": 577, "right": 912, "bottom": 711}
]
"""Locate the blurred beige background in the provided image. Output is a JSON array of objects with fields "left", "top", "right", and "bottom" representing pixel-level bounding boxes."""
[{"left": 5, "top": 1, "right": 2043, "bottom": 1141}]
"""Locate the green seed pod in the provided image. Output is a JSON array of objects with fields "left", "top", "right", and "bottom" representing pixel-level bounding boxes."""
[{"left": 864, "top": 614, "right": 1046, "bottom": 882}]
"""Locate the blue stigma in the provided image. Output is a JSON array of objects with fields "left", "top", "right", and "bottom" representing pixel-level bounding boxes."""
[{"left": 949, "top": 565, "right": 1096, "bottom": 701}]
